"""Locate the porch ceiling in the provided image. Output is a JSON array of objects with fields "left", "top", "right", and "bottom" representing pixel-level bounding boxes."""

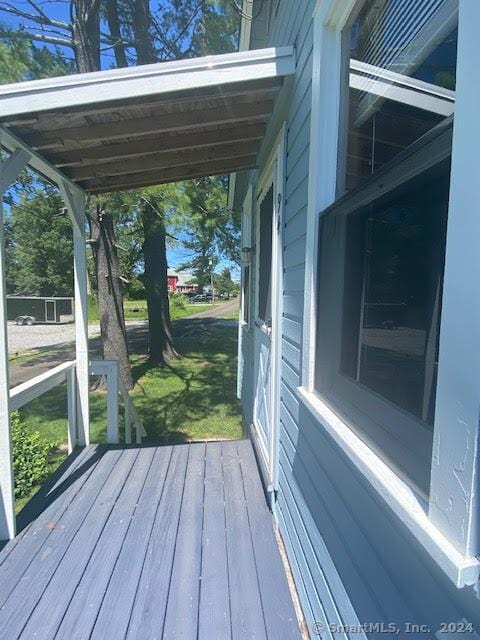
[{"left": 0, "top": 47, "right": 295, "bottom": 194}]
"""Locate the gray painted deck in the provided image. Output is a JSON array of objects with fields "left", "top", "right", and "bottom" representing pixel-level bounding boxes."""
[{"left": 0, "top": 440, "right": 300, "bottom": 640}]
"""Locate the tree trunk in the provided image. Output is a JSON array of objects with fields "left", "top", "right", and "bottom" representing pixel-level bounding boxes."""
[
  {"left": 90, "top": 204, "right": 134, "bottom": 388},
  {"left": 141, "top": 202, "right": 176, "bottom": 363},
  {"left": 105, "top": 0, "right": 128, "bottom": 68},
  {"left": 133, "top": 0, "right": 156, "bottom": 64},
  {"left": 71, "top": 0, "right": 101, "bottom": 74},
  {"left": 132, "top": 0, "right": 177, "bottom": 363},
  {"left": 70, "top": 0, "right": 133, "bottom": 389}
]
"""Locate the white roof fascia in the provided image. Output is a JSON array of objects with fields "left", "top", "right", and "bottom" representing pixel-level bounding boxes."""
[
  {"left": 0, "top": 125, "right": 85, "bottom": 197},
  {"left": 0, "top": 47, "right": 295, "bottom": 120}
]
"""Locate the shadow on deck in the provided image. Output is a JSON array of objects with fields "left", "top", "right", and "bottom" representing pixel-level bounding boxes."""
[{"left": 0, "top": 440, "right": 300, "bottom": 639}]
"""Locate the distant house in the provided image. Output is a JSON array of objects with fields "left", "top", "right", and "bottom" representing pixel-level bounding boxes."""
[{"left": 167, "top": 269, "right": 198, "bottom": 295}]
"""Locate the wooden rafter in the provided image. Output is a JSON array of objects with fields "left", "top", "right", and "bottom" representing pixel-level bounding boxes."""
[
  {"left": 84, "top": 155, "right": 257, "bottom": 193},
  {"left": 68, "top": 140, "right": 260, "bottom": 180},
  {"left": 23, "top": 100, "right": 273, "bottom": 150},
  {"left": 49, "top": 122, "right": 266, "bottom": 167}
]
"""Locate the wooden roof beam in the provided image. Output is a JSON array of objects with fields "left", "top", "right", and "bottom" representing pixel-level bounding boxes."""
[
  {"left": 81, "top": 155, "right": 258, "bottom": 193},
  {"left": 24, "top": 100, "right": 273, "bottom": 150},
  {"left": 49, "top": 123, "right": 266, "bottom": 168},
  {"left": 67, "top": 140, "right": 260, "bottom": 181}
]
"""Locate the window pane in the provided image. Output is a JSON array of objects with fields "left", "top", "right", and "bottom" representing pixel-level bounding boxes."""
[
  {"left": 258, "top": 186, "right": 273, "bottom": 323},
  {"left": 345, "top": 0, "right": 457, "bottom": 192},
  {"left": 341, "top": 160, "right": 450, "bottom": 425}
]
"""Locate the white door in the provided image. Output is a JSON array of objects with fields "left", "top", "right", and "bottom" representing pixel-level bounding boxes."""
[{"left": 253, "top": 129, "right": 285, "bottom": 486}]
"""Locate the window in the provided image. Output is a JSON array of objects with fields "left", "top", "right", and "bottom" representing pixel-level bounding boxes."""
[
  {"left": 315, "top": 0, "right": 458, "bottom": 493},
  {"left": 257, "top": 185, "right": 273, "bottom": 325}
]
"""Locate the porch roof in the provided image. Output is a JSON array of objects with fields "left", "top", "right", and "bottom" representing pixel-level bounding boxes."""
[{"left": 0, "top": 47, "right": 295, "bottom": 194}]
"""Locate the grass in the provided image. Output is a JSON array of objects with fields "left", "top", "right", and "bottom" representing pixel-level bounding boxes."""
[
  {"left": 14, "top": 322, "right": 242, "bottom": 509},
  {"left": 88, "top": 296, "right": 216, "bottom": 322}
]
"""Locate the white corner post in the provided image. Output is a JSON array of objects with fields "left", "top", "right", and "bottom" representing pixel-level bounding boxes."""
[
  {"left": 60, "top": 182, "right": 90, "bottom": 448},
  {"left": 429, "top": 0, "right": 479, "bottom": 560},
  {"left": 301, "top": 0, "right": 358, "bottom": 391},
  {"left": 0, "top": 140, "right": 31, "bottom": 539}
]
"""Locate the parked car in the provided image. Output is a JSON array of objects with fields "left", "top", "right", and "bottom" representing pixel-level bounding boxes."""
[{"left": 192, "top": 293, "right": 213, "bottom": 303}]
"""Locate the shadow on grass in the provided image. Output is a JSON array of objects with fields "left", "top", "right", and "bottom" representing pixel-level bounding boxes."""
[{"left": 130, "top": 323, "right": 242, "bottom": 443}]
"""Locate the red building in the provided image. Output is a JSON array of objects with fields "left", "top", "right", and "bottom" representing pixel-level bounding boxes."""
[{"left": 167, "top": 269, "right": 198, "bottom": 295}]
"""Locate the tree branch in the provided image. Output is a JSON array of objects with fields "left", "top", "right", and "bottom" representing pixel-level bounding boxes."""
[
  {"left": 25, "top": 0, "right": 71, "bottom": 30},
  {"left": 0, "top": 2, "right": 71, "bottom": 31},
  {"left": 0, "top": 29, "right": 73, "bottom": 47}
]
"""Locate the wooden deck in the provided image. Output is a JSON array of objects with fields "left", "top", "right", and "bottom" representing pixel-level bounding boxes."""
[{"left": 0, "top": 440, "right": 300, "bottom": 639}]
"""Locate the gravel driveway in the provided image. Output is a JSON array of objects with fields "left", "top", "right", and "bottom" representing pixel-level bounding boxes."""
[{"left": 8, "top": 322, "right": 101, "bottom": 355}]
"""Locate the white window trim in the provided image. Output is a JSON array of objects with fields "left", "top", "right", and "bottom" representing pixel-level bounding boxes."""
[
  {"left": 240, "top": 184, "right": 254, "bottom": 330},
  {"left": 300, "top": 0, "right": 479, "bottom": 588}
]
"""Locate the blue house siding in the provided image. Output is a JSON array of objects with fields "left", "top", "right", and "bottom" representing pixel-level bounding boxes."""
[{"left": 240, "top": 0, "right": 480, "bottom": 637}]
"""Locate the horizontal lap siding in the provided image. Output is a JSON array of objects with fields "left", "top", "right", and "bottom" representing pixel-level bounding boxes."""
[{"left": 255, "top": 1, "right": 480, "bottom": 638}]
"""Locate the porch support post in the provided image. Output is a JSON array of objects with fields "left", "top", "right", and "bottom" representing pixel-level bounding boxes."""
[
  {"left": 60, "top": 182, "right": 90, "bottom": 447},
  {"left": 0, "top": 139, "right": 30, "bottom": 539}
]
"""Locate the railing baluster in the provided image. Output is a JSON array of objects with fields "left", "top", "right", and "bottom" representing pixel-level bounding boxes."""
[
  {"left": 106, "top": 362, "right": 119, "bottom": 444},
  {"left": 124, "top": 392, "right": 131, "bottom": 444},
  {"left": 67, "top": 365, "right": 77, "bottom": 454}
]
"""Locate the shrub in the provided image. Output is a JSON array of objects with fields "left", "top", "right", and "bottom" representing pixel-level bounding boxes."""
[
  {"left": 11, "top": 412, "right": 58, "bottom": 499},
  {"left": 170, "top": 292, "right": 186, "bottom": 310}
]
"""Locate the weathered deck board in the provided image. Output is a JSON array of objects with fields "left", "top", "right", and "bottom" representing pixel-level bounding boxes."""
[
  {"left": 57, "top": 446, "right": 171, "bottom": 640},
  {"left": 198, "top": 442, "right": 231, "bottom": 640},
  {"left": 223, "top": 440, "right": 268, "bottom": 640},
  {"left": 0, "top": 441, "right": 300, "bottom": 640}
]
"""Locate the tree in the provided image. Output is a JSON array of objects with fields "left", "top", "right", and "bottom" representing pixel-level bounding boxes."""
[
  {"left": 214, "top": 267, "right": 238, "bottom": 299},
  {"left": 6, "top": 190, "right": 73, "bottom": 296},
  {"left": 178, "top": 176, "right": 241, "bottom": 288}
]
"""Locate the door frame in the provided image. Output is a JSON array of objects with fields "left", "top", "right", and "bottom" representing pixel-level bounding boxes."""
[
  {"left": 252, "top": 124, "right": 286, "bottom": 492},
  {"left": 45, "top": 299, "right": 56, "bottom": 323}
]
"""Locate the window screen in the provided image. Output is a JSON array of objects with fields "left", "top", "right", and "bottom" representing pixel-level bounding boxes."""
[{"left": 258, "top": 185, "right": 273, "bottom": 324}]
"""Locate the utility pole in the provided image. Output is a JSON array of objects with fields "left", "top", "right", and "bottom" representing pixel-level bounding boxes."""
[{"left": 209, "top": 258, "right": 215, "bottom": 305}]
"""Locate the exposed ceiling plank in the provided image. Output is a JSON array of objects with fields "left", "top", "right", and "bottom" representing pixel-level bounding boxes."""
[
  {"left": 82, "top": 155, "right": 258, "bottom": 193},
  {"left": 50, "top": 123, "right": 266, "bottom": 167},
  {"left": 23, "top": 100, "right": 273, "bottom": 150},
  {"left": 68, "top": 140, "right": 260, "bottom": 180}
]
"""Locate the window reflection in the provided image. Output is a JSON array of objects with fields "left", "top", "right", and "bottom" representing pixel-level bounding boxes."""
[{"left": 345, "top": 0, "right": 457, "bottom": 191}]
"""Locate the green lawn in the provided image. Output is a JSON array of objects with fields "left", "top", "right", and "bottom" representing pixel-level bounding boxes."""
[
  {"left": 15, "top": 323, "right": 242, "bottom": 509},
  {"left": 88, "top": 297, "right": 216, "bottom": 322}
]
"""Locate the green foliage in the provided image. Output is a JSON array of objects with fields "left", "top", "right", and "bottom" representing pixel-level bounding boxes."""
[
  {"left": 214, "top": 267, "right": 239, "bottom": 297},
  {"left": 6, "top": 189, "right": 73, "bottom": 296},
  {"left": 126, "top": 277, "right": 146, "bottom": 300},
  {"left": 178, "top": 176, "right": 241, "bottom": 290},
  {"left": 169, "top": 292, "right": 187, "bottom": 310},
  {"left": 11, "top": 411, "right": 57, "bottom": 499},
  {"left": 0, "top": 35, "right": 74, "bottom": 85}
]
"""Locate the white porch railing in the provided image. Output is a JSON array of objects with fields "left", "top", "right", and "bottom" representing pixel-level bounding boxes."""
[
  {"left": 89, "top": 359, "right": 145, "bottom": 445},
  {"left": 9, "top": 359, "right": 143, "bottom": 452},
  {"left": 10, "top": 360, "right": 78, "bottom": 453}
]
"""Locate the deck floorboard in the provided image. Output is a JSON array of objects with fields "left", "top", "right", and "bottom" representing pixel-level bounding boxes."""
[{"left": 0, "top": 441, "right": 300, "bottom": 640}]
